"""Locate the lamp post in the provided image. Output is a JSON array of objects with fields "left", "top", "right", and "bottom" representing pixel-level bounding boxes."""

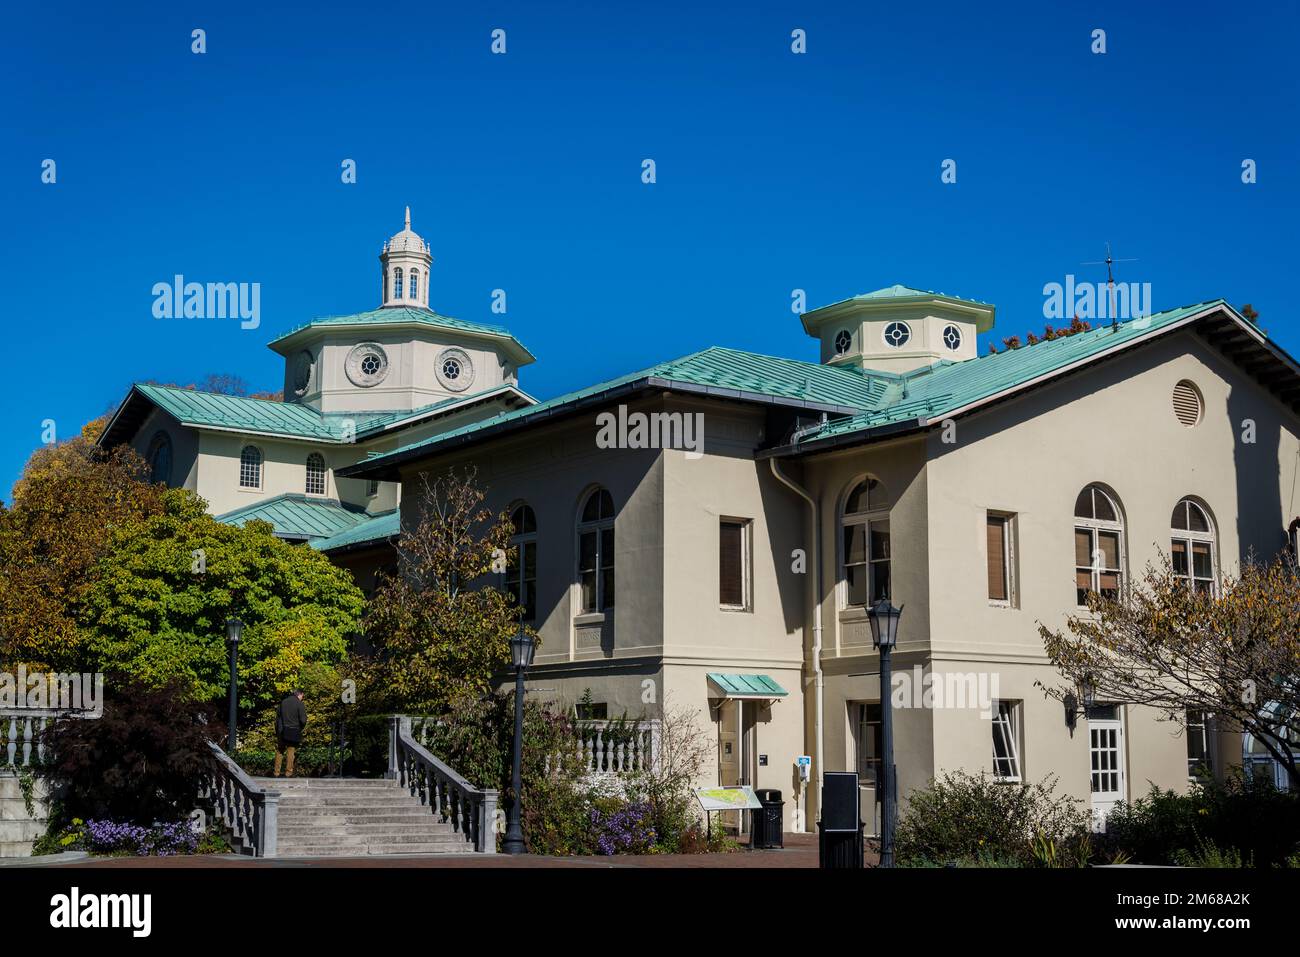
[
  {"left": 868, "top": 599, "right": 903, "bottom": 869},
  {"left": 225, "top": 618, "right": 243, "bottom": 752},
  {"left": 502, "top": 628, "right": 538, "bottom": 855}
]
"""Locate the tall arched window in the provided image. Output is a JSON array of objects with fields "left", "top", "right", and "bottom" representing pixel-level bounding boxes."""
[
  {"left": 409, "top": 269, "right": 419, "bottom": 303},
  {"left": 393, "top": 267, "right": 404, "bottom": 300},
  {"left": 239, "top": 445, "right": 262, "bottom": 489},
  {"left": 147, "top": 431, "right": 172, "bottom": 485},
  {"left": 508, "top": 503, "right": 538, "bottom": 621},
  {"left": 305, "top": 453, "right": 326, "bottom": 496},
  {"left": 842, "top": 477, "right": 891, "bottom": 607},
  {"left": 1171, "top": 498, "right": 1215, "bottom": 593},
  {"left": 1074, "top": 484, "right": 1124, "bottom": 605},
  {"left": 577, "top": 488, "right": 615, "bottom": 612}
]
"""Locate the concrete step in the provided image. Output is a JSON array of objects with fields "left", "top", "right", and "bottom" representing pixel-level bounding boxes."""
[
  {"left": 275, "top": 794, "right": 421, "bottom": 807},
  {"left": 276, "top": 811, "right": 448, "bottom": 825},
  {"left": 278, "top": 823, "right": 458, "bottom": 837},
  {"left": 253, "top": 778, "right": 397, "bottom": 790},
  {"left": 275, "top": 842, "right": 473, "bottom": 857}
]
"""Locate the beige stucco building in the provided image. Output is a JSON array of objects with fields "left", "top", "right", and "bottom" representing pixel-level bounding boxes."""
[{"left": 103, "top": 213, "right": 1300, "bottom": 833}]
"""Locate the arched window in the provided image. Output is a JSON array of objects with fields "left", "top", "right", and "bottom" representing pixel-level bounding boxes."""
[
  {"left": 841, "top": 477, "right": 890, "bottom": 607},
  {"left": 147, "top": 431, "right": 172, "bottom": 485},
  {"left": 239, "top": 445, "right": 262, "bottom": 489},
  {"left": 409, "top": 269, "right": 419, "bottom": 303},
  {"left": 393, "top": 267, "right": 404, "bottom": 300},
  {"left": 508, "top": 503, "right": 538, "bottom": 621},
  {"left": 1074, "top": 484, "right": 1124, "bottom": 605},
  {"left": 577, "top": 488, "right": 615, "bottom": 612},
  {"left": 1171, "top": 498, "right": 1215, "bottom": 593},
  {"left": 305, "top": 453, "right": 326, "bottom": 496}
]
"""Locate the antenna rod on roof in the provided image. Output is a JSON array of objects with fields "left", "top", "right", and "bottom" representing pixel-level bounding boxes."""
[{"left": 1081, "top": 242, "right": 1138, "bottom": 324}]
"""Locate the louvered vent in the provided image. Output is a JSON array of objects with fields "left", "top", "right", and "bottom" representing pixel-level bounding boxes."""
[{"left": 1172, "top": 380, "right": 1202, "bottom": 427}]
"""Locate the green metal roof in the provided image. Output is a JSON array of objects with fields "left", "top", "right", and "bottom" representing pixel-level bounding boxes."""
[
  {"left": 215, "top": 494, "right": 374, "bottom": 540},
  {"left": 339, "top": 346, "right": 891, "bottom": 476},
  {"left": 111, "top": 383, "right": 527, "bottom": 445},
  {"left": 794, "top": 300, "right": 1227, "bottom": 446},
  {"left": 706, "top": 673, "right": 789, "bottom": 698},
  {"left": 267, "top": 306, "right": 534, "bottom": 363},
  {"left": 341, "top": 299, "right": 1246, "bottom": 476},
  {"left": 310, "top": 509, "right": 401, "bottom": 552}
]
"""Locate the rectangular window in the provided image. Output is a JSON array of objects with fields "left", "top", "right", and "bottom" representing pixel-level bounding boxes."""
[
  {"left": 992, "top": 700, "right": 1022, "bottom": 782},
  {"left": 1186, "top": 709, "right": 1212, "bottom": 780},
  {"left": 853, "top": 703, "right": 883, "bottom": 785},
  {"left": 1172, "top": 538, "right": 1215, "bottom": 593},
  {"left": 844, "top": 519, "right": 890, "bottom": 606},
  {"left": 367, "top": 479, "right": 379, "bottom": 497},
  {"left": 719, "top": 519, "right": 751, "bottom": 609},
  {"left": 579, "top": 527, "right": 615, "bottom": 612},
  {"left": 987, "top": 512, "right": 1016, "bottom": 604},
  {"left": 507, "top": 540, "right": 537, "bottom": 621},
  {"left": 1076, "top": 527, "right": 1122, "bottom": 605}
]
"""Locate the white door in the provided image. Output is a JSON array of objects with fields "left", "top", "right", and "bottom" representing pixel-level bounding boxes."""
[{"left": 1089, "top": 718, "right": 1126, "bottom": 830}]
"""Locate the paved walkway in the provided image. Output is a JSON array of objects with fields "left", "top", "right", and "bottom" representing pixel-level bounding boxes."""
[{"left": 58, "top": 833, "right": 878, "bottom": 868}]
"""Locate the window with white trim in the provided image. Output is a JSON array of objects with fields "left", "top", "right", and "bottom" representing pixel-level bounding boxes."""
[
  {"left": 719, "top": 518, "right": 752, "bottom": 610},
  {"left": 842, "top": 478, "right": 890, "bottom": 607},
  {"left": 1074, "top": 484, "right": 1124, "bottom": 606},
  {"left": 508, "top": 503, "right": 538, "bottom": 622},
  {"left": 852, "top": 702, "right": 882, "bottom": 785},
  {"left": 409, "top": 269, "right": 419, "bottom": 302},
  {"left": 1171, "top": 498, "right": 1215, "bottom": 594},
  {"left": 393, "top": 267, "right": 404, "bottom": 300},
  {"left": 987, "top": 511, "right": 1016, "bottom": 605},
  {"left": 239, "top": 445, "right": 262, "bottom": 489},
  {"left": 992, "top": 700, "right": 1022, "bottom": 782},
  {"left": 305, "top": 453, "right": 326, "bottom": 496},
  {"left": 1186, "top": 709, "right": 1213, "bottom": 781},
  {"left": 577, "top": 488, "right": 615, "bottom": 613}
]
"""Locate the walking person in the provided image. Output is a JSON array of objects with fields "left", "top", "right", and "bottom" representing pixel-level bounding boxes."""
[{"left": 274, "top": 689, "right": 308, "bottom": 777}]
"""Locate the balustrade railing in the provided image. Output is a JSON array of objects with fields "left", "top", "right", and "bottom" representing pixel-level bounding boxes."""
[
  {"left": 389, "top": 715, "right": 498, "bottom": 853},
  {"left": 199, "top": 741, "right": 280, "bottom": 857},
  {"left": 1, "top": 706, "right": 100, "bottom": 770},
  {"left": 575, "top": 719, "right": 661, "bottom": 776}
]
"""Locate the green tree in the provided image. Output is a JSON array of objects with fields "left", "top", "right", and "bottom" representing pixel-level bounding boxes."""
[
  {"left": 366, "top": 469, "right": 524, "bottom": 713},
  {"left": 81, "top": 491, "right": 364, "bottom": 708}
]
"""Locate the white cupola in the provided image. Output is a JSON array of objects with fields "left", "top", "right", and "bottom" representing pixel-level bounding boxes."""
[
  {"left": 380, "top": 206, "right": 433, "bottom": 308},
  {"left": 801, "top": 285, "right": 996, "bottom": 374}
]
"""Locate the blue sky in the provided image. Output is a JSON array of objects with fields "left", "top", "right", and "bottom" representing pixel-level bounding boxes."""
[{"left": 2, "top": 1, "right": 1296, "bottom": 501}]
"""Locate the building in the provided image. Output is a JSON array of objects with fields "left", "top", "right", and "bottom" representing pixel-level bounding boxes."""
[{"left": 103, "top": 212, "right": 1300, "bottom": 831}]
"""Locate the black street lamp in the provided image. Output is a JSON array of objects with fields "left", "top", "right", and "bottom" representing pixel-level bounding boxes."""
[
  {"left": 225, "top": 618, "right": 243, "bottom": 752},
  {"left": 502, "top": 628, "right": 538, "bottom": 855},
  {"left": 868, "top": 599, "right": 903, "bottom": 869}
]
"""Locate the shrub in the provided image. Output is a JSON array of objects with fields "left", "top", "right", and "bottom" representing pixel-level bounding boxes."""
[
  {"left": 589, "top": 799, "right": 656, "bottom": 855},
  {"left": 896, "top": 771, "right": 1091, "bottom": 867},
  {"left": 34, "top": 817, "right": 230, "bottom": 857},
  {"left": 39, "top": 677, "right": 219, "bottom": 824},
  {"left": 1102, "top": 774, "right": 1300, "bottom": 867}
]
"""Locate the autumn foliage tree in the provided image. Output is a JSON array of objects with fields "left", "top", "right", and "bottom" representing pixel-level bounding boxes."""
[
  {"left": 0, "top": 435, "right": 167, "bottom": 668},
  {"left": 1039, "top": 557, "right": 1300, "bottom": 784},
  {"left": 365, "top": 469, "right": 526, "bottom": 714}
]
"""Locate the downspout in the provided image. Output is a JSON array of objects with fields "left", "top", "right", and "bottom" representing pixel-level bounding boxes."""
[{"left": 769, "top": 456, "right": 823, "bottom": 828}]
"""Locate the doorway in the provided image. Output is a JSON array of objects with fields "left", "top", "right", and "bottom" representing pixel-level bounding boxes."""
[{"left": 1088, "top": 706, "right": 1126, "bottom": 830}]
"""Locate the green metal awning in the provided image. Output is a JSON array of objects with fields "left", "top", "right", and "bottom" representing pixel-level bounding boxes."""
[{"left": 706, "top": 673, "right": 789, "bottom": 700}]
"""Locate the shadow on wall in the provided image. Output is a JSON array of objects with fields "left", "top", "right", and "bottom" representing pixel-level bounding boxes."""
[{"left": 1225, "top": 377, "right": 1289, "bottom": 565}]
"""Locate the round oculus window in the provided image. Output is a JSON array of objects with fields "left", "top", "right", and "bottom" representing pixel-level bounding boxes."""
[
  {"left": 833, "top": 330, "right": 852, "bottom": 355},
  {"left": 882, "top": 321, "right": 912, "bottom": 348},
  {"left": 345, "top": 343, "right": 390, "bottom": 387},
  {"left": 435, "top": 348, "right": 474, "bottom": 392},
  {"left": 942, "top": 324, "right": 962, "bottom": 350},
  {"left": 292, "top": 351, "right": 314, "bottom": 395}
]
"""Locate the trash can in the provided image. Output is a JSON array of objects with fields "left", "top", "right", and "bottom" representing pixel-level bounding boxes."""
[{"left": 751, "top": 788, "right": 784, "bottom": 849}]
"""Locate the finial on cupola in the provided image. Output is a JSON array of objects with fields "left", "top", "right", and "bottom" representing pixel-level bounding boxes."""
[{"left": 405, "top": 206, "right": 411, "bottom": 229}]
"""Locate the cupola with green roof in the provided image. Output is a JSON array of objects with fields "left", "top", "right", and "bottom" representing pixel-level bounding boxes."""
[{"left": 801, "top": 284, "right": 996, "bottom": 374}]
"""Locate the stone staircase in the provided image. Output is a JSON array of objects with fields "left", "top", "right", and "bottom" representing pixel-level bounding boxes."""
[{"left": 251, "top": 777, "right": 475, "bottom": 857}]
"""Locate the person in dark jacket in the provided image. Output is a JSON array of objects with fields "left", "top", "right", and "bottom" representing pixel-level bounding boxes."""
[{"left": 274, "top": 690, "right": 308, "bottom": 777}]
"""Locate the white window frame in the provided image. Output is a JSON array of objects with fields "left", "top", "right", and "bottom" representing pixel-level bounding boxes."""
[
  {"left": 1171, "top": 498, "right": 1216, "bottom": 595},
  {"left": 509, "top": 503, "right": 538, "bottom": 622},
  {"left": 305, "top": 452, "right": 327, "bottom": 496},
  {"left": 987, "top": 511, "right": 1017, "bottom": 607},
  {"left": 840, "top": 477, "right": 891, "bottom": 609},
  {"left": 992, "top": 700, "right": 1023, "bottom": 783},
  {"left": 719, "top": 517, "right": 753, "bottom": 612},
  {"left": 576, "top": 488, "right": 615, "bottom": 614},
  {"left": 1074, "top": 485, "right": 1125, "bottom": 608},
  {"left": 239, "top": 445, "right": 263, "bottom": 490}
]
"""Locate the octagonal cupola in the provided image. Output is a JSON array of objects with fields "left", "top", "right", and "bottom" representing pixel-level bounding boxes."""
[
  {"left": 380, "top": 207, "right": 433, "bottom": 308},
  {"left": 801, "top": 285, "right": 996, "bottom": 374}
]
